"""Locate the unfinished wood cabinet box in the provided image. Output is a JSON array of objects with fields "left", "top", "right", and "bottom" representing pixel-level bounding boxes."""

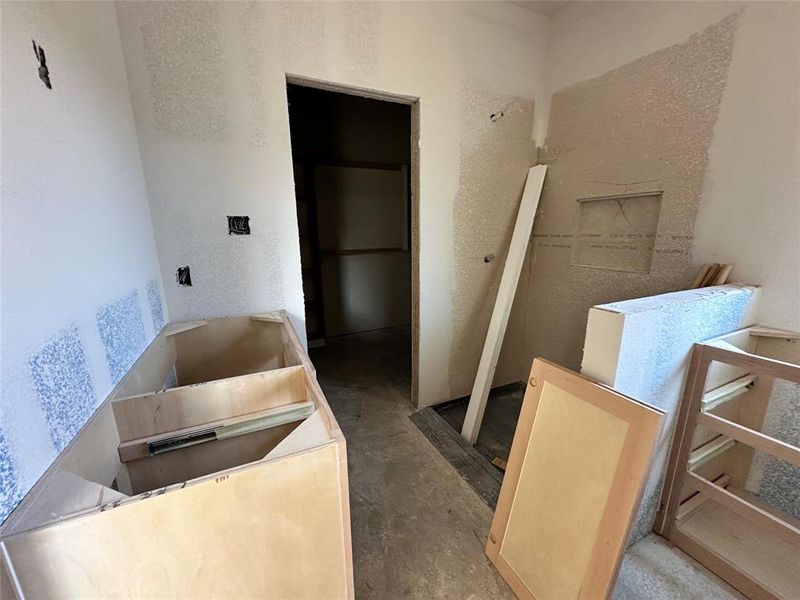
[
  {"left": 0, "top": 312, "right": 353, "bottom": 599},
  {"left": 657, "top": 326, "right": 800, "bottom": 600}
]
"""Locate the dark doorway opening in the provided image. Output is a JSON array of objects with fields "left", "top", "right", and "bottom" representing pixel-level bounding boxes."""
[{"left": 287, "top": 81, "right": 413, "bottom": 383}]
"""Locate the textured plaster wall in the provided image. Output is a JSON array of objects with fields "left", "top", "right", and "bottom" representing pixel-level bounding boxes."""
[
  {"left": 532, "top": 1, "right": 800, "bottom": 366},
  {"left": 114, "top": 1, "right": 549, "bottom": 407},
  {"left": 694, "top": 2, "right": 800, "bottom": 332},
  {"left": 525, "top": 13, "right": 738, "bottom": 371},
  {"left": 539, "top": 1, "right": 800, "bottom": 527},
  {"left": 448, "top": 87, "right": 537, "bottom": 397},
  {"left": 0, "top": 2, "right": 165, "bottom": 521},
  {"left": 748, "top": 379, "right": 800, "bottom": 520}
]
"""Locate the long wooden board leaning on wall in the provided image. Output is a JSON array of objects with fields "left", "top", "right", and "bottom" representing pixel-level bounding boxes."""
[
  {"left": 486, "top": 359, "right": 664, "bottom": 600},
  {"left": 0, "top": 312, "right": 354, "bottom": 599},
  {"left": 657, "top": 327, "right": 800, "bottom": 600}
]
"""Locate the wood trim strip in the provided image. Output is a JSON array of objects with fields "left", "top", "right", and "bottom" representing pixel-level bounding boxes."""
[
  {"left": 684, "top": 472, "right": 800, "bottom": 545},
  {"left": 461, "top": 165, "right": 547, "bottom": 444},
  {"left": 670, "top": 529, "right": 780, "bottom": 600},
  {"left": 677, "top": 474, "right": 730, "bottom": 521},
  {"left": 702, "top": 344, "right": 800, "bottom": 384},
  {"left": 654, "top": 344, "right": 711, "bottom": 536},
  {"left": 687, "top": 436, "right": 735, "bottom": 470},
  {"left": 164, "top": 320, "right": 208, "bottom": 337},
  {"left": 696, "top": 412, "right": 800, "bottom": 468},
  {"left": 749, "top": 326, "right": 800, "bottom": 340},
  {"left": 701, "top": 374, "right": 754, "bottom": 411},
  {"left": 249, "top": 312, "right": 284, "bottom": 323}
]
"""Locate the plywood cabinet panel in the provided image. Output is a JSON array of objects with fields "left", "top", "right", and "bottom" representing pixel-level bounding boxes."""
[{"left": 487, "top": 359, "right": 663, "bottom": 600}]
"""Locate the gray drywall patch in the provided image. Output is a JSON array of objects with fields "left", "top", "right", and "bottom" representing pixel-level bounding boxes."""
[
  {"left": 751, "top": 379, "right": 800, "bottom": 519},
  {"left": 757, "top": 456, "right": 800, "bottom": 521},
  {"left": 524, "top": 13, "right": 739, "bottom": 372},
  {"left": 140, "top": 1, "right": 229, "bottom": 141},
  {"left": 146, "top": 278, "right": 165, "bottom": 332},
  {"left": 0, "top": 428, "right": 22, "bottom": 522},
  {"left": 29, "top": 325, "right": 97, "bottom": 452},
  {"left": 448, "top": 81, "right": 537, "bottom": 398},
  {"left": 96, "top": 291, "right": 147, "bottom": 385}
]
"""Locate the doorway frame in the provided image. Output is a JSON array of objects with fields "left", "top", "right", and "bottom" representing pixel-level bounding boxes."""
[{"left": 285, "top": 74, "right": 422, "bottom": 407}]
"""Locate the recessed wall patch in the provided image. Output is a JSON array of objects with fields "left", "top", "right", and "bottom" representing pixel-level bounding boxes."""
[
  {"left": 177, "top": 266, "right": 192, "bottom": 286},
  {"left": 32, "top": 40, "right": 52, "bottom": 89},
  {"left": 227, "top": 216, "right": 250, "bottom": 235}
]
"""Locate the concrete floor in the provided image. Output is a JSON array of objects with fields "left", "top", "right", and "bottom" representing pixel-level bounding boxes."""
[{"left": 311, "top": 327, "right": 742, "bottom": 600}]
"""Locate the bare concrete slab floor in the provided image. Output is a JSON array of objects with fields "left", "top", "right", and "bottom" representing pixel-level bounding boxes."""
[{"left": 311, "top": 328, "right": 742, "bottom": 599}]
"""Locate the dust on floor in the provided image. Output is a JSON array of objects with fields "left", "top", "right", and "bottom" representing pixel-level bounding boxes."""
[{"left": 311, "top": 327, "right": 742, "bottom": 599}]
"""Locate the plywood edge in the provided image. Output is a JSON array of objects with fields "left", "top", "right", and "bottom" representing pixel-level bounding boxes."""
[
  {"left": 305, "top": 370, "right": 343, "bottom": 436},
  {"left": 669, "top": 528, "right": 782, "bottom": 600},
  {"left": 112, "top": 364, "right": 306, "bottom": 406},
  {"left": 749, "top": 326, "right": 800, "bottom": 340},
  {"left": 281, "top": 313, "right": 317, "bottom": 375},
  {"left": 113, "top": 365, "right": 308, "bottom": 442},
  {"left": 332, "top": 436, "right": 355, "bottom": 599},
  {"left": 250, "top": 311, "right": 285, "bottom": 323},
  {"left": 2, "top": 439, "right": 342, "bottom": 542},
  {"left": 1, "top": 332, "right": 176, "bottom": 537},
  {"left": 164, "top": 319, "right": 208, "bottom": 337},
  {"left": 264, "top": 411, "right": 331, "bottom": 460}
]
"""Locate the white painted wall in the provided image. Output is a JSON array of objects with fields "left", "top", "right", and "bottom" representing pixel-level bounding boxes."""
[
  {"left": 0, "top": 2, "right": 164, "bottom": 519},
  {"left": 543, "top": 0, "right": 800, "bottom": 331},
  {"left": 316, "top": 166, "right": 410, "bottom": 336},
  {"left": 115, "top": 1, "right": 549, "bottom": 406}
]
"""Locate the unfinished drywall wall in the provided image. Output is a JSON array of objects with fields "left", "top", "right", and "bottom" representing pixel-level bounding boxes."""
[
  {"left": 529, "top": 1, "right": 800, "bottom": 366},
  {"left": 448, "top": 85, "right": 537, "bottom": 397},
  {"left": 523, "top": 12, "right": 738, "bottom": 373},
  {"left": 694, "top": 2, "right": 800, "bottom": 332},
  {"left": 115, "top": 1, "right": 548, "bottom": 406},
  {"left": 0, "top": 2, "right": 165, "bottom": 521},
  {"left": 536, "top": 0, "right": 800, "bottom": 530}
]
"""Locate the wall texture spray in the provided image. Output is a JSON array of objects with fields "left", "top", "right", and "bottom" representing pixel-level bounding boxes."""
[
  {"left": 523, "top": 14, "right": 738, "bottom": 372},
  {"left": 0, "top": 2, "right": 165, "bottom": 522}
]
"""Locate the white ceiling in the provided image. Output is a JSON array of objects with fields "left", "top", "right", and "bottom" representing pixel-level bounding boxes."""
[{"left": 511, "top": 1, "right": 572, "bottom": 18}]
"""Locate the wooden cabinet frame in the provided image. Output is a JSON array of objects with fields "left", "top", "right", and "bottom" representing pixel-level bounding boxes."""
[
  {"left": 0, "top": 312, "right": 353, "bottom": 599},
  {"left": 657, "top": 327, "right": 800, "bottom": 599}
]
